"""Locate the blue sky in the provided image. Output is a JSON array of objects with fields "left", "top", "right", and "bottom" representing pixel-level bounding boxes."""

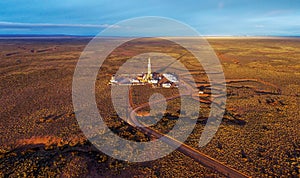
[{"left": 0, "top": 0, "right": 299, "bottom": 36}]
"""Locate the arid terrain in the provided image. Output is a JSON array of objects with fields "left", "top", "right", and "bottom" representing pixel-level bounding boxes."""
[{"left": 0, "top": 37, "right": 299, "bottom": 177}]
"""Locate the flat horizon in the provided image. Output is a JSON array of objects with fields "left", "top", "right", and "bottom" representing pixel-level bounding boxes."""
[{"left": 0, "top": 34, "right": 300, "bottom": 38}]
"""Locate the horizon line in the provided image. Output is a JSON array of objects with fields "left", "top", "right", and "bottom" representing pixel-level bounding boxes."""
[{"left": 0, "top": 34, "right": 299, "bottom": 38}]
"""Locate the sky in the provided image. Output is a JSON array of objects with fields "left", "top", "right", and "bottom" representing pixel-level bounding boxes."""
[{"left": 0, "top": 0, "right": 299, "bottom": 36}]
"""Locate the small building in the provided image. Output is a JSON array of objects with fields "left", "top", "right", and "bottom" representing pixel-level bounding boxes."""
[
  {"left": 109, "top": 75, "right": 118, "bottom": 85},
  {"left": 130, "top": 79, "right": 140, "bottom": 83},
  {"left": 149, "top": 79, "right": 158, "bottom": 84},
  {"left": 162, "top": 83, "right": 172, "bottom": 88},
  {"left": 163, "top": 73, "right": 178, "bottom": 83}
]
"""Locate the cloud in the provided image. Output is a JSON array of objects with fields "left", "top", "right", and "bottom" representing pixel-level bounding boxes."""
[
  {"left": 0, "top": 21, "right": 120, "bottom": 29},
  {"left": 218, "top": 2, "right": 224, "bottom": 9},
  {"left": 266, "top": 9, "right": 293, "bottom": 16},
  {"left": 255, "top": 25, "right": 264, "bottom": 28}
]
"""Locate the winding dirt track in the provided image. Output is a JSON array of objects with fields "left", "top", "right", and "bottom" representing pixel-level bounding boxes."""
[{"left": 127, "top": 82, "right": 250, "bottom": 178}]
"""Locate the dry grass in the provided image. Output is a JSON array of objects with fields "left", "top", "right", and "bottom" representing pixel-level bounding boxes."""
[{"left": 0, "top": 37, "right": 299, "bottom": 177}]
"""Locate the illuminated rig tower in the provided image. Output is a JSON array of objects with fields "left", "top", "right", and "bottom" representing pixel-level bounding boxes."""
[{"left": 145, "top": 57, "right": 152, "bottom": 81}]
